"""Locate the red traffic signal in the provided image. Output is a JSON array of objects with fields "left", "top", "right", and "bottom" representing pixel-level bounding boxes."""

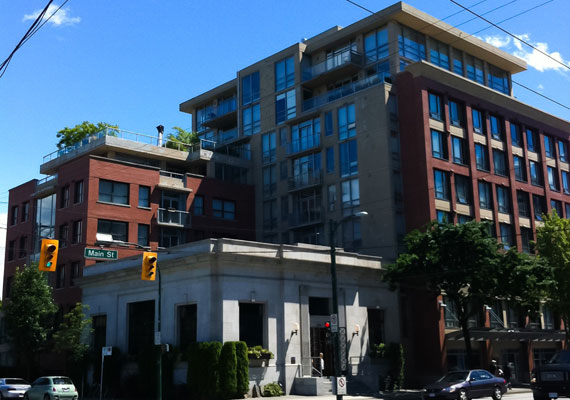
[{"left": 324, "top": 321, "right": 331, "bottom": 329}]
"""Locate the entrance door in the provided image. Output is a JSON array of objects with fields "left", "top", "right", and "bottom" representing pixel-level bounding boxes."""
[
  {"left": 310, "top": 327, "right": 334, "bottom": 377},
  {"left": 502, "top": 351, "right": 520, "bottom": 384}
]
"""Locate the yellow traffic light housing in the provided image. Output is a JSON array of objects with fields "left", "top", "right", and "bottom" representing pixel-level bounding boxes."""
[
  {"left": 38, "top": 239, "right": 59, "bottom": 272},
  {"left": 141, "top": 252, "right": 157, "bottom": 281}
]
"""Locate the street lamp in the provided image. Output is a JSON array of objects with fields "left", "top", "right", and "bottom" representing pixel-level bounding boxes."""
[{"left": 329, "top": 211, "right": 367, "bottom": 400}]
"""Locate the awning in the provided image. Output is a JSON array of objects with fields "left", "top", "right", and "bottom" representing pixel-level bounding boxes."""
[{"left": 446, "top": 328, "right": 565, "bottom": 342}]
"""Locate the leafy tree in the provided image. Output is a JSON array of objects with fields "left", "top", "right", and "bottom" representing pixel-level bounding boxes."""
[
  {"left": 3, "top": 264, "right": 57, "bottom": 378},
  {"left": 53, "top": 303, "right": 92, "bottom": 363},
  {"left": 56, "top": 121, "right": 118, "bottom": 149},
  {"left": 383, "top": 221, "right": 501, "bottom": 368},
  {"left": 536, "top": 212, "right": 570, "bottom": 345},
  {"left": 165, "top": 126, "right": 200, "bottom": 150}
]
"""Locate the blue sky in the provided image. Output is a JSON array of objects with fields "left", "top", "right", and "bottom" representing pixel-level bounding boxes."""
[{"left": 0, "top": 0, "right": 569, "bottom": 232}]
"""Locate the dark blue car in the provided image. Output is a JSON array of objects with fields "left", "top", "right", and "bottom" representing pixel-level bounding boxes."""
[{"left": 423, "top": 370, "right": 507, "bottom": 400}]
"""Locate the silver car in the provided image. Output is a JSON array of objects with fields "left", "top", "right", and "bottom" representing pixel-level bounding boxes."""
[
  {"left": 0, "top": 378, "right": 30, "bottom": 399},
  {"left": 24, "top": 377, "right": 77, "bottom": 400}
]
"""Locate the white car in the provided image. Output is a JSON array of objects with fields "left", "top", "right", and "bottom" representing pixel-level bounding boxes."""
[
  {"left": 0, "top": 378, "right": 30, "bottom": 399},
  {"left": 24, "top": 377, "right": 77, "bottom": 400}
]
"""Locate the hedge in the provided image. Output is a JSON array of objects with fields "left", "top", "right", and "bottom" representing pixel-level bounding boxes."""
[
  {"left": 235, "top": 341, "right": 249, "bottom": 397},
  {"left": 219, "top": 342, "right": 238, "bottom": 399}
]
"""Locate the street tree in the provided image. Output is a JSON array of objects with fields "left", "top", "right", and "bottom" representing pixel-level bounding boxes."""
[
  {"left": 383, "top": 221, "right": 501, "bottom": 368},
  {"left": 56, "top": 121, "right": 118, "bottom": 149},
  {"left": 165, "top": 126, "right": 199, "bottom": 150},
  {"left": 535, "top": 212, "right": 570, "bottom": 345},
  {"left": 3, "top": 264, "right": 57, "bottom": 378}
]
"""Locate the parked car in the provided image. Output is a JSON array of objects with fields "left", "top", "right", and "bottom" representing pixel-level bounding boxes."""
[
  {"left": 423, "top": 370, "right": 507, "bottom": 400},
  {"left": 24, "top": 377, "right": 77, "bottom": 400},
  {"left": 0, "top": 378, "right": 30, "bottom": 399},
  {"left": 531, "top": 351, "right": 570, "bottom": 400}
]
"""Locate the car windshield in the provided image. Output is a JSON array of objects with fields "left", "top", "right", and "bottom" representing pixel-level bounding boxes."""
[
  {"left": 52, "top": 378, "right": 73, "bottom": 385},
  {"left": 438, "top": 372, "right": 468, "bottom": 383},
  {"left": 5, "top": 379, "right": 29, "bottom": 385},
  {"left": 549, "top": 352, "right": 570, "bottom": 364}
]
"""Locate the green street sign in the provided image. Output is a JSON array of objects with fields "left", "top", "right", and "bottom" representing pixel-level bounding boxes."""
[{"left": 84, "top": 248, "right": 118, "bottom": 260}]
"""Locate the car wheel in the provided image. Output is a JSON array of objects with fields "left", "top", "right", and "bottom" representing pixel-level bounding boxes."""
[
  {"left": 23, "top": 395, "right": 29, "bottom": 400},
  {"left": 458, "top": 389, "right": 468, "bottom": 400},
  {"left": 533, "top": 393, "right": 549, "bottom": 400},
  {"left": 44, "top": 394, "right": 51, "bottom": 400},
  {"left": 492, "top": 386, "right": 502, "bottom": 400}
]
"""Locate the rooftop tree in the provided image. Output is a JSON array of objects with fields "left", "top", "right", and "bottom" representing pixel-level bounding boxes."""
[{"left": 56, "top": 121, "right": 118, "bottom": 149}]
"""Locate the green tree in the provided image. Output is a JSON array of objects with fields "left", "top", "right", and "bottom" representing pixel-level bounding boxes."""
[
  {"left": 53, "top": 303, "right": 92, "bottom": 363},
  {"left": 536, "top": 212, "right": 570, "bottom": 345},
  {"left": 3, "top": 264, "right": 57, "bottom": 378},
  {"left": 56, "top": 121, "right": 118, "bottom": 149},
  {"left": 383, "top": 221, "right": 501, "bottom": 368},
  {"left": 165, "top": 126, "right": 200, "bottom": 150}
]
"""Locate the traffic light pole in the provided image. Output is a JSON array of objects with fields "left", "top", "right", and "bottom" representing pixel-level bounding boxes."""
[
  {"left": 157, "top": 265, "right": 162, "bottom": 400},
  {"left": 329, "top": 219, "right": 343, "bottom": 400}
]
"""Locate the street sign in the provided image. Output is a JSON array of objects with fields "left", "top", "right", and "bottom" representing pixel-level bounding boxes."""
[
  {"left": 84, "top": 248, "right": 118, "bottom": 260},
  {"left": 330, "top": 313, "right": 338, "bottom": 333},
  {"left": 335, "top": 377, "right": 347, "bottom": 395},
  {"left": 102, "top": 346, "right": 112, "bottom": 356}
]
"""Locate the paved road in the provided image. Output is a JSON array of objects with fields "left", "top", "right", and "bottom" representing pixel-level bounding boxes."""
[{"left": 504, "top": 389, "right": 534, "bottom": 400}]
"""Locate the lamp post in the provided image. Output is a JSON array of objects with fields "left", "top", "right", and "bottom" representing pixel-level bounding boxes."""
[{"left": 329, "top": 211, "right": 367, "bottom": 400}]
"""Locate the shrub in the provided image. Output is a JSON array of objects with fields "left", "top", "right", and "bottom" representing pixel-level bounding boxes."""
[
  {"left": 187, "top": 342, "right": 222, "bottom": 400},
  {"left": 219, "top": 342, "right": 237, "bottom": 399},
  {"left": 372, "top": 342, "right": 405, "bottom": 389},
  {"left": 247, "top": 345, "right": 274, "bottom": 359},
  {"left": 263, "top": 382, "right": 283, "bottom": 397},
  {"left": 235, "top": 341, "right": 249, "bottom": 398}
]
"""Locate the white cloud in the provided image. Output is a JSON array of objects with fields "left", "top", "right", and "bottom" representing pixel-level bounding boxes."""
[
  {"left": 23, "top": 4, "right": 80, "bottom": 26},
  {"left": 537, "top": 84, "right": 544, "bottom": 90},
  {"left": 482, "top": 33, "right": 569, "bottom": 73},
  {"left": 0, "top": 213, "right": 6, "bottom": 300}
]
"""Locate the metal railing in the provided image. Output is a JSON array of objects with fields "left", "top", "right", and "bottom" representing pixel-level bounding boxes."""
[
  {"left": 157, "top": 208, "right": 191, "bottom": 226},
  {"left": 302, "top": 73, "right": 388, "bottom": 112},
  {"left": 289, "top": 208, "right": 322, "bottom": 228},
  {"left": 302, "top": 49, "right": 363, "bottom": 81},
  {"left": 288, "top": 172, "right": 323, "bottom": 191},
  {"left": 203, "top": 97, "right": 237, "bottom": 123},
  {"left": 36, "top": 174, "right": 57, "bottom": 186},
  {"left": 287, "top": 135, "right": 320, "bottom": 155}
]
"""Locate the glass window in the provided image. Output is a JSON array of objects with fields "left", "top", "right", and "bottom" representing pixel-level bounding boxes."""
[
  {"left": 59, "top": 224, "right": 68, "bottom": 249},
  {"left": 499, "top": 223, "right": 513, "bottom": 249},
  {"left": 544, "top": 135, "right": 554, "bottom": 158},
  {"left": 566, "top": 203, "right": 570, "bottom": 220},
  {"left": 60, "top": 186, "right": 69, "bottom": 208},
  {"left": 559, "top": 141, "right": 568, "bottom": 162},
  {"left": 472, "top": 109, "right": 483, "bottom": 134},
  {"left": 56, "top": 264, "right": 65, "bottom": 289},
  {"left": 431, "top": 130, "right": 447, "bottom": 160},
  {"left": 70, "top": 261, "right": 80, "bottom": 287},
  {"left": 193, "top": 195, "right": 204, "bottom": 216},
  {"left": 513, "top": 156, "right": 527, "bottom": 181},
  {"left": 341, "top": 178, "right": 360, "bottom": 215},
  {"left": 458, "top": 215, "right": 472, "bottom": 224},
  {"left": 448, "top": 100, "right": 464, "bottom": 127},
  {"left": 434, "top": 169, "right": 450, "bottom": 200},
  {"left": 465, "top": 54, "right": 484, "bottom": 84},
  {"left": 548, "top": 167, "right": 560, "bottom": 191},
  {"left": 262, "top": 132, "right": 276, "bottom": 164},
  {"left": 241, "top": 71, "right": 260, "bottom": 105},
  {"left": 398, "top": 26, "right": 426, "bottom": 62},
  {"left": 213, "top": 199, "right": 236, "bottom": 220},
  {"left": 262, "top": 165, "right": 277, "bottom": 197},
  {"left": 510, "top": 123, "right": 522, "bottom": 147},
  {"left": 280, "top": 160, "right": 288, "bottom": 181},
  {"left": 18, "top": 236, "right": 27, "bottom": 258},
  {"left": 338, "top": 104, "right": 356, "bottom": 140},
  {"left": 21, "top": 202, "right": 29, "bottom": 222},
  {"left": 436, "top": 210, "right": 450, "bottom": 223},
  {"left": 551, "top": 199, "right": 563, "bottom": 217},
  {"left": 275, "top": 89, "right": 296, "bottom": 123},
  {"left": 74, "top": 181, "right": 84, "bottom": 204},
  {"left": 493, "top": 150, "right": 507, "bottom": 176},
  {"left": 562, "top": 171, "right": 570, "bottom": 194},
  {"left": 430, "top": 39, "right": 449, "bottom": 70},
  {"left": 452, "top": 48, "right": 463, "bottom": 75},
  {"left": 326, "top": 147, "right": 335, "bottom": 174},
  {"left": 339, "top": 140, "right": 358, "bottom": 177},
  {"left": 328, "top": 184, "right": 337, "bottom": 211},
  {"left": 452, "top": 136, "right": 467, "bottom": 165},
  {"left": 478, "top": 181, "right": 492, "bottom": 210},
  {"left": 487, "top": 64, "right": 509, "bottom": 94},
  {"left": 97, "top": 219, "right": 128, "bottom": 242},
  {"left": 72, "top": 220, "right": 82, "bottom": 244},
  {"left": 138, "top": 186, "right": 150, "bottom": 208},
  {"left": 137, "top": 224, "right": 149, "bottom": 247},
  {"left": 10, "top": 206, "right": 18, "bottom": 226},
  {"left": 496, "top": 186, "right": 511, "bottom": 214},
  {"left": 475, "top": 144, "right": 489, "bottom": 171},
  {"left": 455, "top": 175, "right": 471, "bottom": 205},
  {"left": 290, "top": 118, "right": 320, "bottom": 153},
  {"left": 99, "top": 179, "right": 129, "bottom": 205},
  {"left": 526, "top": 129, "right": 537, "bottom": 152},
  {"left": 280, "top": 127, "right": 288, "bottom": 146},
  {"left": 178, "top": 304, "right": 197, "bottom": 351},
  {"left": 533, "top": 194, "right": 546, "bottom": 221},
  {"left": 517, "top": 191, "right": 530, "bottom": 217},
  {"left": 364, "top": 27, "right": 389, "bottom": 62},
  {"left": 530, "top": 161, "right": 543, "bottom": 186},
  {"left": 521, "top": 228, "right": 533, "bottom": 253},
  {"left": 325, "top": 111, "right": 333, "bottom": 136},
  {"left": 429, "top": 93, "right": 443, "bottom": 120},
  {"left": 490, "top": 115, "right": 503, "bottom": 140},
  {"left": 242, "top": 104, "right": 261, "bottom": 136},
  {"left": 275, "top": 56, "right": 295, "bottom": 91}
]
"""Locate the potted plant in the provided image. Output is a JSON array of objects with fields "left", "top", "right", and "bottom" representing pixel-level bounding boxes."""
[{"left": 248, "top": 346, "right": 274, "bottom": 367}]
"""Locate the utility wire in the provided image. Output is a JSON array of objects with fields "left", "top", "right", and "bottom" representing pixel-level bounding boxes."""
[{"left": 512, "top": 80, "right": 570, "bottom": 112}]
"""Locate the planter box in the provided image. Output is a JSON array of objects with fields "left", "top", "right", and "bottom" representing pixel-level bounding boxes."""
[{"left": 249, "top": 358, "right": 268, "bottom": 367}]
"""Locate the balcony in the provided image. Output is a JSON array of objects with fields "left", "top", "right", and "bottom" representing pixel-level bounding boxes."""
[
  {"left": 201, "top": 97, "right": 237, "bottom": 129},
  {"left": 288, "top": 171, "right": 323, "bottom": 192},
  {"left": 289, "top": 208, "right": 323, "bottom": 229},
  {"left": 302, "top": 73, "right": 389, "bottom": 112},
  {"left": 157, "top": 208, "right": 191, "bottom": 228},
  {"left": 302, "top": 49, "right": 363, "bottom": 89},
  {"left": 287, "top": 134, "right": 320, "bottom": 156},
  {"left": 158, "top": 171, "right": 192, "bottom": 192},
  {"left": 34, "top": 174, "right": 58, "bottom": 197}
]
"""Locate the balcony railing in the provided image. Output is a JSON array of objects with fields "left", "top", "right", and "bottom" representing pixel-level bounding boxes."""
[
  {"left": 289, "top": 208, "right": 323, "bottom": 228},
  {"left": 203, "top": 97, "right": 237, "bottom": 122},
  {"left": 157, "top": 208, "right": 191, "bottom": 227},
  {"left": 287, "top": 134, "right": 320, "bottom": 155},
  {"left": 288, "top": 171, "right": 323, "bottom": 191},
  {"left": 218, "top": 128, "right": 238, "bottom": 144},
  {"left": 302, "top": 49, "right": 363, "bottom": 82},
  {"left": 36, "top": 174, "right": 57, "bottom": 186},
  {"left": 302, "top": 73, "right": 389, "bottom": 112}
]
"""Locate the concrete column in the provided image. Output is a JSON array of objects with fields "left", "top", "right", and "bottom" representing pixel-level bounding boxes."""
[{"left": 299, "top": 285, "right": 311, "bottom": 376}]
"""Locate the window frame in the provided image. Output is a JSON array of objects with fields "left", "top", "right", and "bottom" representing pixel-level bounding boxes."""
[{"left": 99, "top": 179, "right": 129, "bottom": 206}]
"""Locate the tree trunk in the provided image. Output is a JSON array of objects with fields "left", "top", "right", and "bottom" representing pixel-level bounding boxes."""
[{"left": 461, "top": 320, "right": 474, "bottom": 369}]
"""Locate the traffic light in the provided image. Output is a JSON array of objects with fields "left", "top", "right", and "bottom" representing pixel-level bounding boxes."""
[
  {"left": 324, "top": 321, "right": 331, "bottom": 329},
  {"left": 141, "top": 252, "right": 157, "bottom": 281},
  {"left": 38, "top": 239, "right": 59, "bottom": 272}
]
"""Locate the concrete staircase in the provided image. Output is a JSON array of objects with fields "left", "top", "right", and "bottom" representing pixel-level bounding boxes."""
[{"left": 292, "top": 376, "right": 333, "bottom": 395}]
